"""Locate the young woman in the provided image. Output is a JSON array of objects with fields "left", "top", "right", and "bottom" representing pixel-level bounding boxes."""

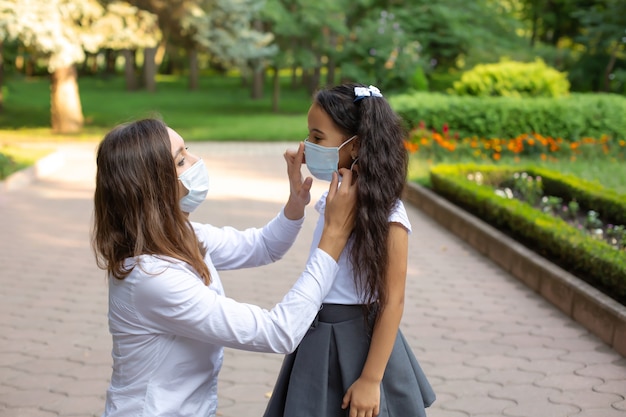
[
  {"left": 91, "top": 118, "right": 357, "bottom": 417},
  {"left": 263, "top": 84, "right": 436, "bottom": 417}
]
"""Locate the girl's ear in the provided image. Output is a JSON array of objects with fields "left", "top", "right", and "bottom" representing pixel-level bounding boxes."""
[{"left": 351, "top": 136, "right": 359, "bottom": 160}]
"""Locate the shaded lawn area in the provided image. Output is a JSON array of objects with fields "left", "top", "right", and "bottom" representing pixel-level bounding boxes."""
[{"left": 0, "top": 74, "right": 312, "bottom": 142}]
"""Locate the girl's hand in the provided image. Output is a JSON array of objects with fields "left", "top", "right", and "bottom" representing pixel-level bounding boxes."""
[
  {"left": 283, "top": 142, "right": 313, "bottom": 220},
  {"left": 341, "top": 376, "right": 381, "bottom": 417}
]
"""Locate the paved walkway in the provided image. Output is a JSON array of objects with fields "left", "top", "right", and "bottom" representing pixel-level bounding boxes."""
[{"left": 0, "top": 142, "right": 624, "bottom": 417}]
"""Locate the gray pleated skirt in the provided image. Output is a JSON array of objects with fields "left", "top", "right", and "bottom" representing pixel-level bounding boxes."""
[{"left": 263, "top": 304, "right": 436, "bottom": 417}]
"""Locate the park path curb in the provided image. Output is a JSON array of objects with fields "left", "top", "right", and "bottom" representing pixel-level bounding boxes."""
[
  {"left": 0, "top": 150, "right": 64, "bottom": 192},
  {"left": 403, "top": 181, "right": 626, "bottom": 358}
]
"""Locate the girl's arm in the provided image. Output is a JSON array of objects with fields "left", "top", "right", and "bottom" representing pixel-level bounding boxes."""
[{"left": 341, "top": 222, "right": 408, "bottom": 417}]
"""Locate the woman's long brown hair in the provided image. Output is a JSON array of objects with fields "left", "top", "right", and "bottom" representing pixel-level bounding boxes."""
[
  {"left": 314, "top": 84, "right": 408, "bottom": 316},
  {"left": 92, "top": 118, "right": 211, "bottom": 284}
]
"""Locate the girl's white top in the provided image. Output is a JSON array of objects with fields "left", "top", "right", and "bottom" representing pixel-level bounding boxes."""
[
  {"left": 103, "top": 210, "right": 339, "bottom": 417},
  {"left": 310, "top": 191, "right": 412, "bottom": 304}
]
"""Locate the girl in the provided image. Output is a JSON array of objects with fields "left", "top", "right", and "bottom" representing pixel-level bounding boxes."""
[
  {"left": 92, "top": 118, "right": 357, "bottom": 417},
  {"left": 263, "top": 84, "right": 436, "bottom": 417}
]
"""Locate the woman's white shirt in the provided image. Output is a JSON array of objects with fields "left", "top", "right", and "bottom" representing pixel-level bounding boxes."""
[
  {"left": 310, "top": 191, "right": 412, "bottom": 304},
  {"left": 103, "top": 210, "right": 339, "bottom": 417}
]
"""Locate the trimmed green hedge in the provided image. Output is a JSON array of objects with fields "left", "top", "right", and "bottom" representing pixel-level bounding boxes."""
[
  {"left": 390, "top": 92, "right": 626, "bottom": 141},
  {"left": 429, "top": 164, "right": 626, "bottom": 302}
]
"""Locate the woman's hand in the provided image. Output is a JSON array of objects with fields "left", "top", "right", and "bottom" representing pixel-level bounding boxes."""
[
  {"left": 341, "top": 376, "right": 381, "bottom": 417},
  {"left": 318, "top": 168, "right": 358, "bottom": 261},
  {"left": 283, "top": 142, "right": 313, "bottom": 220}
]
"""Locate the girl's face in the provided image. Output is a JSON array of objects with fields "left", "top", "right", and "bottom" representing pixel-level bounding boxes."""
[
  {"left": 168, "top": 127, "right": 200, "bottom": 197},
  {"left": 306, "top": 103, "right": 357, "bottom": 170}
]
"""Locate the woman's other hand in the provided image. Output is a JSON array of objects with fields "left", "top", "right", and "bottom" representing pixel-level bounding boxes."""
[
  {"left": 283, "top": 142, "right": 313, "bottom": 220},
  {"left": 318, "top": 168, "right": 358, "bottom": 261}
]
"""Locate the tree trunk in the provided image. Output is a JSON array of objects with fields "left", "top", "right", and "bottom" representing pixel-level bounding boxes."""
[
  {"left": 309, "top": 65, "right": 321, "bottom": 95},
  {"left": 251, "top": 65, "right": 264, "bottom": 99},
  {"left": 104, "top": 49, "right": 116, "bottom": 75},
  {"left": 530, "top": 0, "right": 538, "bottom": 47},
  {"left": 326, "top": 34, "right": 337, "bottom": 87},
  {"left": 188, "top": 48, "right": 199, "bottom": 91},
  {"left": 155, "top": 40, "right": 167, "bottom": 69},
  {"left": 25, "top": 56, "right": 34, "bottom": 77},
  {"left": 603, "top": 46, "right": 619, "bottom": 92},
  {"left": 0, "top": 41, "right": 4, "bottom": 112},
  {"left": 250, "top": 19, "right": 265, "bottom": 99},
  {"left": 50, "top": 65, "right": 84, "bottom": 133},
  {"left": 291, "top": 65, "right": 298, "bottom": 89},
  {"left": 272, "top": 65, "right": 280, "bottom": 113},
  {"left": 123, "top": 49, "right": 138, "bottom": 91},
  {"left": 144, "top": 47, "right": 157, "bottom": 92}
]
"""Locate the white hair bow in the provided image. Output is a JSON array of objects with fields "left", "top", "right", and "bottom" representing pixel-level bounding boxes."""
[{"left": 354, "top": 85, "right": 383, "bottom": 101}]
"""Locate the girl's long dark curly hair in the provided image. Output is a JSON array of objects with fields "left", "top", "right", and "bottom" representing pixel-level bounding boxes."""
[{"left": 314, "top": 83, "right": 408, "bottom": 314}]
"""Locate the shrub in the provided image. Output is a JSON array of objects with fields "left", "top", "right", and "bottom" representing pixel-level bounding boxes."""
[
  {"left": 452, "top": 59, "right": 570, "bottom": 98},
  {"left": 390, "top": 92, "right": 626, "bottom": 140}
]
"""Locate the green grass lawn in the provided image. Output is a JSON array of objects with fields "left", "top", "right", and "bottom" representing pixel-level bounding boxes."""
[
  {"left": 0, "top": 74, "right": 312, "bottom": 142},
  {"left": 1, "top": 73, "right": 625, "bottom": 196}
]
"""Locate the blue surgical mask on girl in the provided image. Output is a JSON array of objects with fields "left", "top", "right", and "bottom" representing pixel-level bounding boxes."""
[
  {"left": 304, "top": 136, "right": 356, "bottom": 182},
  {"left": 178, "top": 159, "right": 210, "bottom": 213}
]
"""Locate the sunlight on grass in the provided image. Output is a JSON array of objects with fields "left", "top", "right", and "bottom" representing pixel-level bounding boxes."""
[
  {"left": 408, "top": 155, "right": 626, "bottom": 195},
  {"left": 0, "top": 144, "right": 54, "bottom": 179}
]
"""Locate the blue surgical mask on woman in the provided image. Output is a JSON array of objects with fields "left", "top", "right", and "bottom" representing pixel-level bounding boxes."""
[
  {"left": 178, "top": 159, "right": 210, "bottom": 213},
  {"left": 304, "top": 136, "right": 356, "bottom": 181}
]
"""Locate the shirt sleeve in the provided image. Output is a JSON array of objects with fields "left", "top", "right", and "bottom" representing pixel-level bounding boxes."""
[
  {"left": 133, "top": 248, "right": 338, "bottom": 354},
  {"left": 390, "top": 200, "right": 412, "bottom": 234},
  {"left": 194, "top": 209, "right": 304, "bottom": 270}
]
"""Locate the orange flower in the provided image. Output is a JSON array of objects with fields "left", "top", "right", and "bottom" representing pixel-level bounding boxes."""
[
  {"left": 540, "top": 153, "right": 547, "bottom": 161},
  {"left": 493, "top": 153, "right": 501, "bottom": 161},
  {"left": 404, "top": 141, "right": 419, "bottom": 153},
  {"left": 570, "top": 142, "right": 579, "bottom": 150}
]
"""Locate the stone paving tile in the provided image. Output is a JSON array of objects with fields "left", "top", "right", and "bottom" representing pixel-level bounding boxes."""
[
  {"left": 0, "top": 389, "right": 67, "bottom": 409},
  {"left": 1, "top": 142, "right": 625, "bottom": 417},
  {"left": 550, "top": 389, "right": 624, "bottom": 411},
  {"left": 0, "top": 407, "right": 58, "bottom": 417},
  {"left": 476, "top": 368, "right": 544, "bottom": 385},
  {"left": 427, "top": 409, "right": 470, "bottom": 417},
  {"left": 518, "top": 357, "right": 583, "bottom": 374},
  {"left": 536, "top": 373, "right": 605, "bottom": 391},
  {"left": 592, "top": 379, "right": 626, "bottom": 396},
  {"left": 571, "top": 408, "right": 626, "bottom": 417},
  {"left": 442, "top": 396, "right": 516, "bottom": 416},
  {"left": 561, "top": 348, "right": 626, "bottom": 365}
]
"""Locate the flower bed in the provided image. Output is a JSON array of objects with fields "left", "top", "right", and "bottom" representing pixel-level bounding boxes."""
[
  {"left": 404, "top": 122, "right": 626, "bottom": 163},
  {"left": 429, "top": 163, "right": 626, "bottom": 304}
]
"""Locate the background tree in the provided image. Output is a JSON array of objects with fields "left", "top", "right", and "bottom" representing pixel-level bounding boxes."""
[
  {"left": 95, "top": 1, "right": 160, "bottom": 91},
  {"left": 0, "top": 0, "right": 106, "bottom": 133},
  {"left": 574, "top": 0, "right": 626, "bottom": 92},
  {"left": 0, "top": 0, "right": 159, "bottom": 132}
]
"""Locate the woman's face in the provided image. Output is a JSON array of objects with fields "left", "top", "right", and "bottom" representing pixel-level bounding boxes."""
[
  {"left": 306, "top": 103, "right": 357, "bottom": 170},
  {"left": 168, "top": 127, "right": 200, "bottom": 197}
]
